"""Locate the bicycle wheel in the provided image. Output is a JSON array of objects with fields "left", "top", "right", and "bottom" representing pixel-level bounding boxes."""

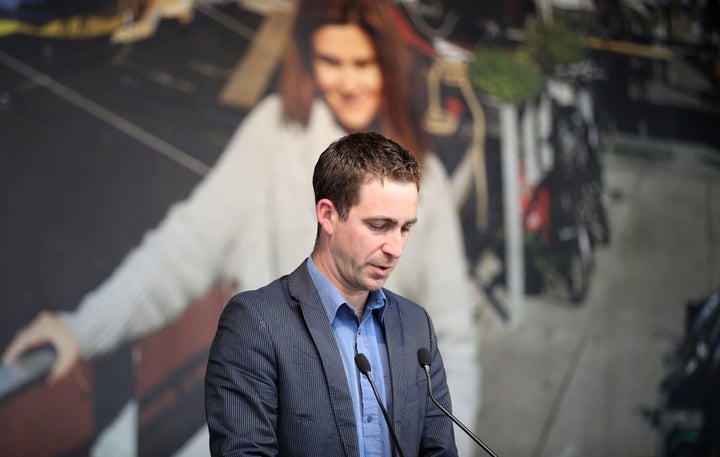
[
  {"left": 583, "top": 183, "right": 611, "bottom": 246},
  {"left": 563, "top": 220, "right": 592, "bottom": 304}
]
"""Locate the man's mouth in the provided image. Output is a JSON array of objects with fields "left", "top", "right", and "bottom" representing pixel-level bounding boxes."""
[{"left": 370, "top": 264, "right": 393, "bottom": 277}]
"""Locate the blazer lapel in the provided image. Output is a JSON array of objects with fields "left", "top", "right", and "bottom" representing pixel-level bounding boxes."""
[
  {"left": 383, "top": 294, "right": 410, "bottom": 436},
  {"left": 287, "top": 262, "right": 360, "bottom": 457}
]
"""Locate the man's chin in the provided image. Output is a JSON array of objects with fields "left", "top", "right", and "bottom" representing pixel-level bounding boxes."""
[{"left": 365, "top": 277, "right": 388, "bottom": 291}]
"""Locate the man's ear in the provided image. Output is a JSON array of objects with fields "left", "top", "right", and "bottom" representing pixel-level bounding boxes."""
[{"left": 316, "top": 198, "right": 336, "bottom": 235}]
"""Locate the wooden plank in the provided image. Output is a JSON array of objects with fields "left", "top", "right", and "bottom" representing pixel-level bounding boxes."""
[
  {"left": 584, "top": 36, "right": 672, "bottom": 61},
  {"left": 219, "top": 9, "right": 295, "bottom": 109}
]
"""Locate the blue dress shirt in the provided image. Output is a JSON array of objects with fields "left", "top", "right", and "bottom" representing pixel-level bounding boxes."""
[{"left": 307, "top": 256, "right": 392, "bottom": 457}]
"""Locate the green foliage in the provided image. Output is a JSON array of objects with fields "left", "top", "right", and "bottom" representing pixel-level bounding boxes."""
[
  {"left": 526, "top": 19, "right": 586, "bottom": 74},
  {"left": 469, "top": 48, "right": 543, "bottom": 104}
]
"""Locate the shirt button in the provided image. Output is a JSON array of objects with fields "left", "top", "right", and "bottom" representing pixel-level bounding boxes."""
[{"left": 366, "top": 415, "right": 373, "bottom": 423}]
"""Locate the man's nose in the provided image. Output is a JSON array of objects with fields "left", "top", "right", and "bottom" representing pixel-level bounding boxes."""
[{"left": 381, "top": 230, "right": 405, "bottom": 258}]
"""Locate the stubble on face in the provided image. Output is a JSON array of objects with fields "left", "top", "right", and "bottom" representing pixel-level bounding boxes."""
[{"left": 326, "top": 179, "right": 418, "bottom": 303}]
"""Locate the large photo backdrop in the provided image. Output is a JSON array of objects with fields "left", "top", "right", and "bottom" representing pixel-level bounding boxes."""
[{"left": 2, "top": 0, "right": 719, "bottom": 456}]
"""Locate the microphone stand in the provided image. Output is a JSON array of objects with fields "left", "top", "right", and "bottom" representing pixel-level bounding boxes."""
[
  {"left": 418, "top": 348, "right": 499, "bottom": 457},
  {"left": 355, "top": 353, "right": 406, "bottom": 457}
]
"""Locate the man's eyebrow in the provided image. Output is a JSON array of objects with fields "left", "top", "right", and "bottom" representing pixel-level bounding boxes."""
[
  {"left": 363, "top": 217, "right": 417, "bottom": 225},
  {"left": 363, "top": 216, "right": 396, "bottom": 223}
]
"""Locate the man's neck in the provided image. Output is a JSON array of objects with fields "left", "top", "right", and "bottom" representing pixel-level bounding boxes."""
[{"left": 311, "top": 251, "right": 368, "bottom": 318}]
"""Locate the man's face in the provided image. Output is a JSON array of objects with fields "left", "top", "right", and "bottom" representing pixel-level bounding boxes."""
[
  {"left": 311, "top": 23, "right": 383, "bottom": 132},
  {"left": 327, "top": 178, "right": 418, "bottom": 297}
]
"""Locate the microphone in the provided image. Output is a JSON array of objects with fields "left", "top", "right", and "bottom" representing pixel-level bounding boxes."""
[
  {"left": 354, "top": 353, "right": 405, "bottom": 457},
  {"left": 417, "top": 347, "right": 500, "bottom": 457}
]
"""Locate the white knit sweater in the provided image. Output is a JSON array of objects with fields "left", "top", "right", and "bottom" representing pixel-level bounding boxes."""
[{"left": 62, "top": 94, "right": 482, "bottom": 455}]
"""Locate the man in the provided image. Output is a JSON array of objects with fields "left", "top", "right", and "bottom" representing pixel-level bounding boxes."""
[{"left": 205, "top": 132, "right": 457, "bottom": 456}]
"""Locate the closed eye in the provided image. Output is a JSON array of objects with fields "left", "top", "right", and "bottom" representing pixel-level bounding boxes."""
[{"left": 365, "top": 218, "right": 416, "bottom": 233}]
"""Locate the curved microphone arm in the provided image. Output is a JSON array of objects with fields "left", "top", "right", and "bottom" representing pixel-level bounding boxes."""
[
  {"left": 355, "top": 353, "right": 406, "bottom": 457},
  {"left": 417, "top": 348, "right": 499, "bottom": 457}
]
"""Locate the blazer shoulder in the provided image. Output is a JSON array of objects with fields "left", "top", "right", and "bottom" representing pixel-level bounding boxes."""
[{"left": 222, "top": 261, "right": 311, "bottom": 317}]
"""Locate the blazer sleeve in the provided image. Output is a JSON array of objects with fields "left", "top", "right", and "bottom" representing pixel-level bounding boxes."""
[{"left": 205, "top": 291, "right": 280, "bottom": 456}]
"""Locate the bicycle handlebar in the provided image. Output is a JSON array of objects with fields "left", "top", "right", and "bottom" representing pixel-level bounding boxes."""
[{"left": 0, "top": 344, "right": 57, "bottom": 406}]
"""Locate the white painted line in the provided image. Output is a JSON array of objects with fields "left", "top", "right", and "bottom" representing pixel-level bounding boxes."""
[{"left": 0, "top": 49, "right": 210, "bottom": 177}]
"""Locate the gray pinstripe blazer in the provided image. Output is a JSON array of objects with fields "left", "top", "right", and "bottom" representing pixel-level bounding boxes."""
[{"left": 205, "top": 260, "right": 458, "bottom": 457}]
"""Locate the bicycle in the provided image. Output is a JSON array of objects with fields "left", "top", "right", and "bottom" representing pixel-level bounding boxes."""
[
  {"left": 522, "top": 59, "right": 611, "bottom": 303},
  {"left": 643, "top": 287, "right": 720, "bottom": 457}
]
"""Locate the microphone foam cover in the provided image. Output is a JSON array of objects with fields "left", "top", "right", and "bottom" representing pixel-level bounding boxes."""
[
  {"left": 354, "top": 353, "right": 371, "bottom": 374},
  {"left": 417, "top": 348, "right": 432, "bottom": 367}
]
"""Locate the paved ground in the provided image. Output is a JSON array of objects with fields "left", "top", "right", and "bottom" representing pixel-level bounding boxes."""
[{"left": 473, "top": 58, "right": 720, "bottom": 457}]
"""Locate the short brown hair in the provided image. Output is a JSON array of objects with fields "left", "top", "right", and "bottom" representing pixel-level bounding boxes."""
[{"left": 313, "top": 131, "right": 421, "bottom": 220}]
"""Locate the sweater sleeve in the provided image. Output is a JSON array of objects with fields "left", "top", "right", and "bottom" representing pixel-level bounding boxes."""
[
  {"left": 61, "top": 97, "right": 281, "bottom": 359},
  {"left": 388, "top": 152, "right": 482, "bottom": 457}
]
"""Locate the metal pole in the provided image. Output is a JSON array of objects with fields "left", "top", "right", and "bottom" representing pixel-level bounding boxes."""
[
  {"left": 500, "top": 102, "right": 525, "bottom": 324},
  {"left": 523, "top": 100, "right": 541, "bottom": 186}
]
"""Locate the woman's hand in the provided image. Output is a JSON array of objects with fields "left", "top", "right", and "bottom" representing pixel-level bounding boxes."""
[{"left": 2, "top": 312, "right": 82, "bottom": 385}]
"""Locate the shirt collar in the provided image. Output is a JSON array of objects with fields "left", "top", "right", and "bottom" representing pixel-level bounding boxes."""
[{"left": 306, "top": 256, "right": 387, "bottom": 323}]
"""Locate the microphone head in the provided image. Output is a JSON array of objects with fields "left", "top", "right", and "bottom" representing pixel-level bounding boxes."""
[
  {"left": 417, "top": 348, "right": 432, "bottom": 367},
  {"left": 354, "top": 353, "right": 371, "bottom": 374}
]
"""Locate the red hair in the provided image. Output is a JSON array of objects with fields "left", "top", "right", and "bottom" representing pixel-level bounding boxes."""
[{"left": 278, "top": 0, "right": 428, "bottom": 162}]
